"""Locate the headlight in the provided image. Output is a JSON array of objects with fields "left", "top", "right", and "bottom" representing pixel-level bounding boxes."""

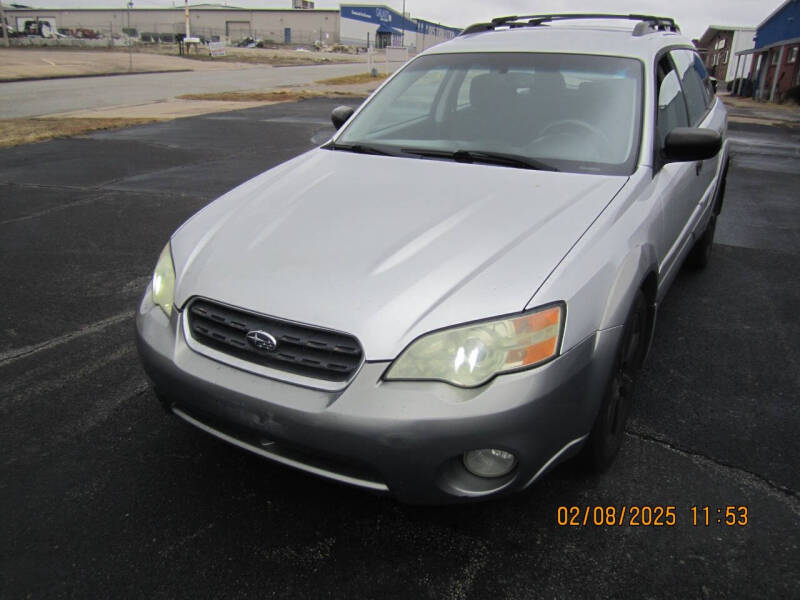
[
  {"left": 384, "top": 304, "right": 563, "bottom": 388},
  {"left": 151, "top": 242, "right": 175, "bottom": 317}
]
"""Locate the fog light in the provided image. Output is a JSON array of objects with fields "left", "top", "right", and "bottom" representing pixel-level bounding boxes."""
[{"left": 462, "top": 448, "right": 517, "bottom": 478}]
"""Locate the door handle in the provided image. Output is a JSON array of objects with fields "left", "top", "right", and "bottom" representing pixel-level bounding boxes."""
[{"left": 695, "top": 161, "right": 703, "bottom": 176}]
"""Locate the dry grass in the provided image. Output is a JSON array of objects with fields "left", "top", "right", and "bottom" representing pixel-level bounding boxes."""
[
  {"left": 176, "top": 89, "right": 361, "bottom": 102},
  {"left": 0, "top": 118, "right": 161, "bottom": 148},
  {"left": 315, "top": 72, "right": 390, "bottom": 85},
  {"left": 130, "top": 45, "right": 363, "bottom": 66}
]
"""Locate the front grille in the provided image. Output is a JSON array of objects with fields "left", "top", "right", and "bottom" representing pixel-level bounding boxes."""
[{"left": 187, "top": 298, "right": 364, "bottom": 382}]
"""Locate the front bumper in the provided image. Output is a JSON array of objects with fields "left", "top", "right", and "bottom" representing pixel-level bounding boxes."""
[{"left": 135, "top": 290, "right": 622, "bottom": 504}]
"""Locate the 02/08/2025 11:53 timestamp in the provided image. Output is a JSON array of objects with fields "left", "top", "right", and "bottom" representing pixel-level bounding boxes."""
[{"left": 556, "top": 505, "right": 749, "bottom": 527}]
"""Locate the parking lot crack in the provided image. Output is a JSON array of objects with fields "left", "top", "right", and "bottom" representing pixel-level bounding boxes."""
[{"left": 626, "top": 429, "right": 800, "bottom": 515}]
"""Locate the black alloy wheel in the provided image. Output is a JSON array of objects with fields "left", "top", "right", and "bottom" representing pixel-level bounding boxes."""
[{"left": 581, "top": 290, "right": 648, "bottom": 472}]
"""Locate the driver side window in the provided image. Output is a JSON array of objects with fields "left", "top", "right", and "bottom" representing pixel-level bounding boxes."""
[{"left": 656, "top": 59, "right": 689, "bottom": 150}]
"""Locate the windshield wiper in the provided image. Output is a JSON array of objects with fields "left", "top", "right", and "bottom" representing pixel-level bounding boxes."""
[
  {"left": 326, "top": 143, "right": 558, "bottom": 171},
  {"left": 400, "top": 148, "right": 559, "bottom": 172},
  {"left": 324, "top": 142, "right": 400, "bottom": 157}
]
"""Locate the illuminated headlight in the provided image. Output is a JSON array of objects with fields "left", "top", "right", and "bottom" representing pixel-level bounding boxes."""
[
  {"left": 384, "top": 304, "right": 563, "bottom": 388},
  {"left": 151, "top": 242, "right": 176, "bottom": 317}
]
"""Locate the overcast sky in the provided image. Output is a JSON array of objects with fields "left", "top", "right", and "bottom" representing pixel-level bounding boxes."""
[{"left": 10, "top": 0, "right": 784, "bottom": 39}]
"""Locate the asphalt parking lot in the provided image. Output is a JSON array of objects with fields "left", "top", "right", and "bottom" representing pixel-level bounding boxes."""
[{"left": 1, "top": 98, "right": 798, "bottom": 598}]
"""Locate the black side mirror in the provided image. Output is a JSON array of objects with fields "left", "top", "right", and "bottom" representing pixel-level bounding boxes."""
[
  {"left": 663, "top": 127, "right": 722, "bottom": 162},
  {"left": 331, "top": 106, "right": 355, "bottom": 130}
]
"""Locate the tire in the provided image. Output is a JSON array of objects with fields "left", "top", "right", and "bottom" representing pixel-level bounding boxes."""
[
  {"left": 686, "top": 214, "right": 716, "bottom": 270},
  {"left": 580, "top": 290, "right": 648, "bottom": 472}
]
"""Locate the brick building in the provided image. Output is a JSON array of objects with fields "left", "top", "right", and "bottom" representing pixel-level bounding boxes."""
[
  {"left": 697, "top": 26, "right": 755, "bottom": 83},
  {"left": 735, "top": 0, "right": 800, "bottom": 101}
]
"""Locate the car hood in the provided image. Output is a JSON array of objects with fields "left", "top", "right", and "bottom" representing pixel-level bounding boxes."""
[{"left": 172, "top": 149, "right": 627, "bottom": 360}]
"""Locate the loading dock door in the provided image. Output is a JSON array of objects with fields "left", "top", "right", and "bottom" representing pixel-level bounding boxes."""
[
  {"left": 226, "top": 21, "right": 251, "bottom": 41},
  {"left": 376, "top": 24, "right": 392, "bottom": 49}
]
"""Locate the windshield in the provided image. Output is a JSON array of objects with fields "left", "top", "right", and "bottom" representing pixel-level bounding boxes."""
[{"left": 335, "top": 52, "right": 643, "bottom": 175}]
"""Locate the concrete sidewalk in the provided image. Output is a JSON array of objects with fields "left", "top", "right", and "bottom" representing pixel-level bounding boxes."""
[{"left": 721, "top": 93, "right": 800, "bottom": 127}]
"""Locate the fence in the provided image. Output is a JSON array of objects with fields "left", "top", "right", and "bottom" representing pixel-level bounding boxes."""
[
  {"left": 8, "top": 24, "right": 340, "bottom": 48},
  {"left": 367, "top": 45, "right": 410, "bottom": 73}
]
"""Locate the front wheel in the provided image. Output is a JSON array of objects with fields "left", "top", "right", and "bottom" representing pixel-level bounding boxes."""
[{"left": 580, "top": 290, "right": 648, "bottom": 472}]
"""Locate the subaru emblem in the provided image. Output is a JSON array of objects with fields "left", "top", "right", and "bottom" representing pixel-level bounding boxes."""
[{"left": 246, "top": 330, "right": 278, "bottom": 352}]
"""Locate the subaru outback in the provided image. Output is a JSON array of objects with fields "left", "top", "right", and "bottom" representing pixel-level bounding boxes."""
[{"left": 136, "top": 14, "right": 728, "bottom": 503}]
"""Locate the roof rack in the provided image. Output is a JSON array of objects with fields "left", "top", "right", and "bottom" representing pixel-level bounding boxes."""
[{"left": 460, "top": 13, "right": 680, "bottom": 37}]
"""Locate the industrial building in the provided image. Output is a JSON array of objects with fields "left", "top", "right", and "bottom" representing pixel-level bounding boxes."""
[
  {"left": 4, "top": 3, "right": 459, "bottom": 49},
  {"left": 339, "top": 4, "right": 459, "bottom": 50}
]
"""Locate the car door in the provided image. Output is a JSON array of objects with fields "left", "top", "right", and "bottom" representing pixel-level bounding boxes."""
[
  {"left": 669, "top": 48, "right": 722, "bottom": 209},
  {"left": 652, "top": 54, "right": 696, "bottom": 292},
  {"left": 653, "top": 49, "right": 723, "bottom": 294}
]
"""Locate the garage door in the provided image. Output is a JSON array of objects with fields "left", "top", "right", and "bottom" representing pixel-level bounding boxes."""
[{"left": 225, "top": 21, "right": 251, "bottom": 41}]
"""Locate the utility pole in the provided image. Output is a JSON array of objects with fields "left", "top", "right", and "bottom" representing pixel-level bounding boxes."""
[
  {"left": 401, "top": 0, "right": 405, "bottom": 47},
  {"left": 0, "top": 0, "right": 9, "bottom": 47},
  {"left": 127, "top": 0, "right": 133, "bottom": 72},
  {"left": 184, "top": 0, "right": 190, "bottom": 38}
]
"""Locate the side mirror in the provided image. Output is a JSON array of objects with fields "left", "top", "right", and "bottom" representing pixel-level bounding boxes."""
[
  {"left": 663, "top": 127, "right": 722, "bottom": 162},
  {"left": 331, "top": 105, "right": 355, "bottom": 130}
]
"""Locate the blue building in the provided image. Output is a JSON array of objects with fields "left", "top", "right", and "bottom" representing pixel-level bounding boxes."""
[
  {"left": 339, "top": 4, "right": 459, "bottom": 50},
  {"left": 736, "top": 0, "right": 800, "bottom": 101}
]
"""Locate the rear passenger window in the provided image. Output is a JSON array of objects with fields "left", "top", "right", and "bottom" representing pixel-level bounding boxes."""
[
  {"left": 670, "top": 49, "right": 712, "bottom": 125},
  {"left": 691, "top": 54, "right": 715, "bottom": 98},
  {"left": 656, "top": 67, "right": 688, "bottom": 149}
]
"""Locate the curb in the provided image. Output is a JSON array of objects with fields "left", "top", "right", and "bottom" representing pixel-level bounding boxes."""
[{"left": 0, "top": 69, "right": 193, "bottom": 84}]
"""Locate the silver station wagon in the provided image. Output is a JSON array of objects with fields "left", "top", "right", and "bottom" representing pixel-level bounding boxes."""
[{"left": 136, "top": 14, "right": 729, "bottom": 503}]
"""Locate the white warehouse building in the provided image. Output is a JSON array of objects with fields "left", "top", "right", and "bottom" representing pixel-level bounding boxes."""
[{"left": 5, "top": 3, "right": 460, "bottom": 49}]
